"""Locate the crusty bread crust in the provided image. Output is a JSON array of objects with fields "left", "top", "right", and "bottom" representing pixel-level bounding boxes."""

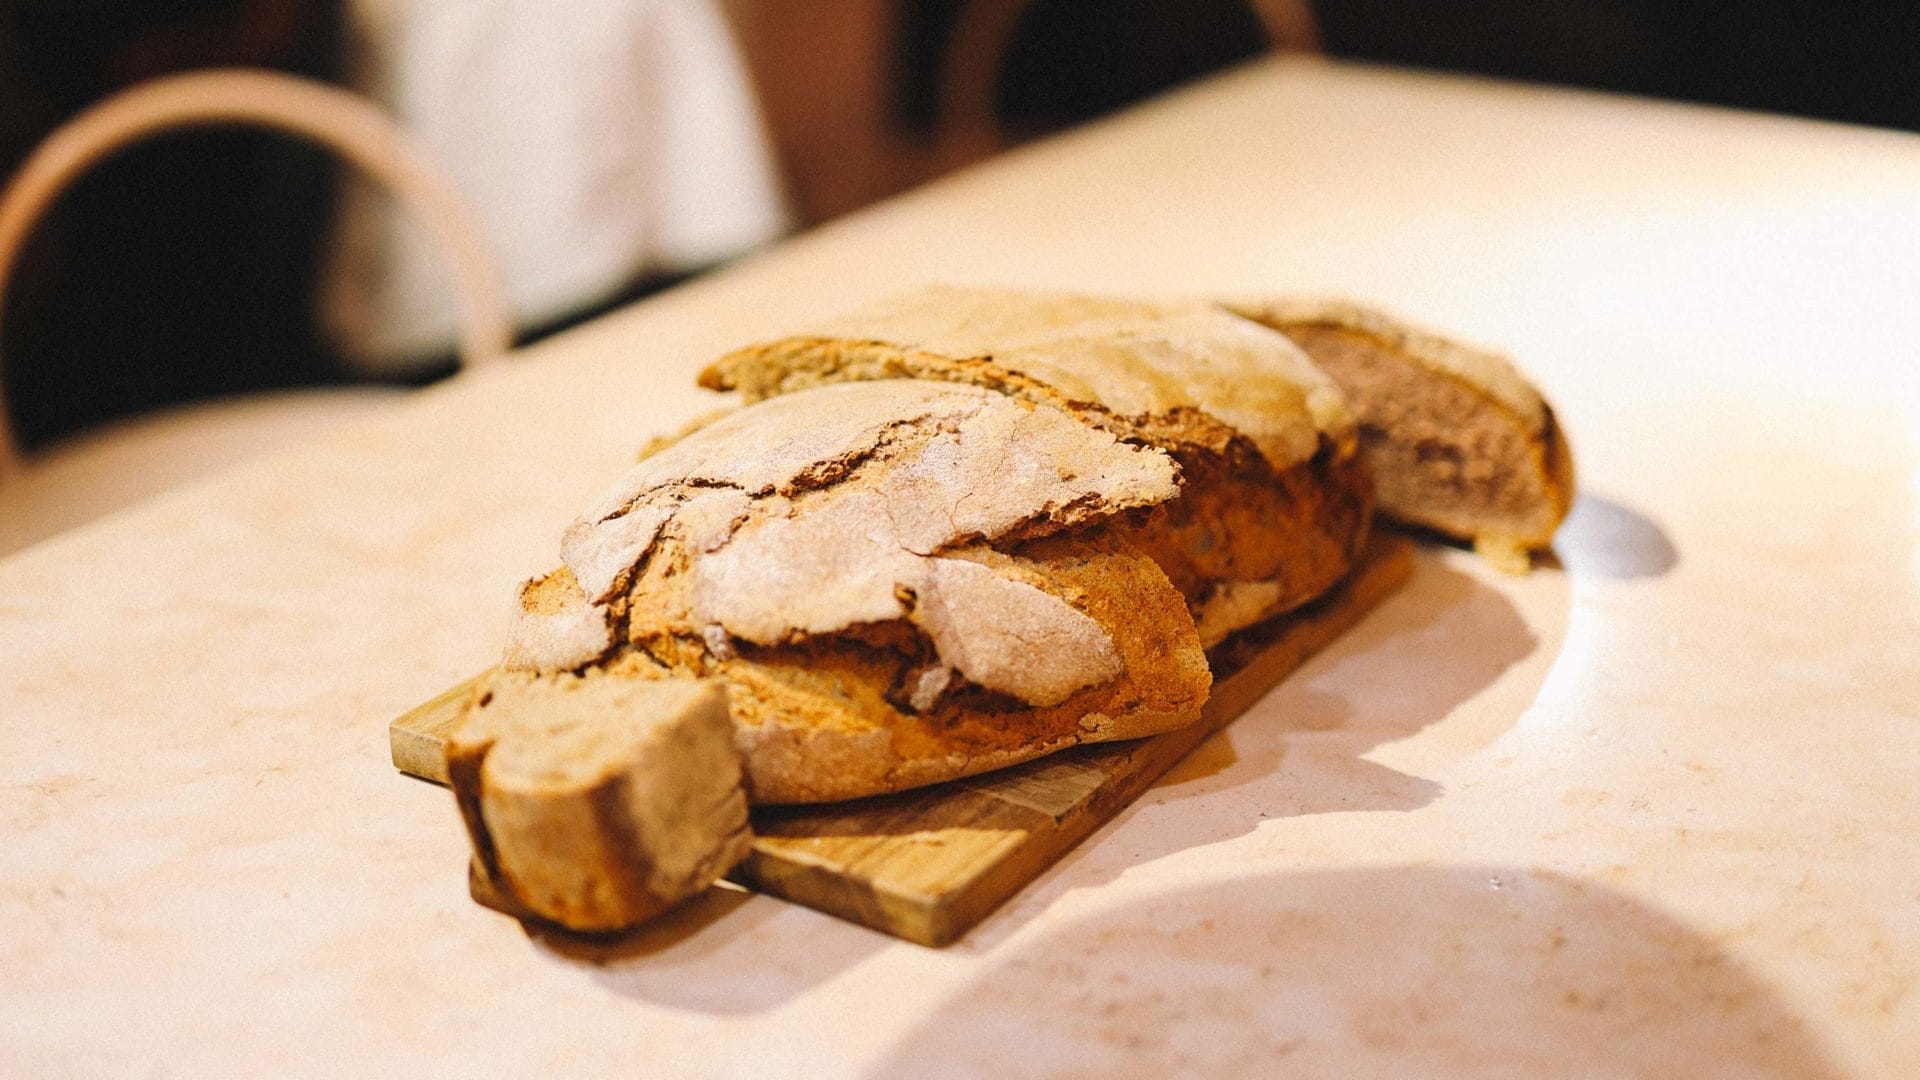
[
  {"left": 705, "top": 286, "right": 1354, "bottom": 470},
  {"left": 565, "top": 527, "right": 1210, "bottom": 804},
  {"left": 700, "top": 286, "right": 1374, "bottom": 640},
  {"left": 1226, "top": 297, "right": 1546, "bottom": 431},
  {"left": 1119, "top": 438, "right": 1371, "bottom": 647},
  {"left": 709, "top": 531, "right": 1210, "bottom": 802},
  {"left": 489, "top": 378, "right": 1211, "bottom": 803}
]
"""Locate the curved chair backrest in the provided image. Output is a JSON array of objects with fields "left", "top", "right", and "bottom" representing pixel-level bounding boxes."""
[{"left": 0, "top": 68, "right": 512, "bottom": 482}]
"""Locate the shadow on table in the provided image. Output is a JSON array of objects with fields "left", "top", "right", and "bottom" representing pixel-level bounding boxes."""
[
  {"left": 507, "top": 541, "right": 1563, "bottom": 1007},
  {"left": 1549, "top": 493, "right": 1680, "bottom": 580},
  {"left": 1152, "top": 547, "right": 1539, "bottom": 808},
  {"left": 949, "top": 549, "right": 1544, "bottom": 943},
  {"left": 763, "top": 548, "right": 1541, "bottom": 856},
  {"left": 872, "top": 865, "right": 1841, "bottom": 1078},
  {"left": 515, "top": 882, "right": 889, "bottom": 1015}
]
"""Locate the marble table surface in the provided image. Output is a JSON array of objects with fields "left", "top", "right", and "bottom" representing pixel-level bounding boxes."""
[{"left": 3, "top": 58, "right": 1916, "bottom": 1078}]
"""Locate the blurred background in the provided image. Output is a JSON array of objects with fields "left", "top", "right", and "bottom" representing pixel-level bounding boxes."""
[{"left": 1, "top": 0, "right": 1916, "bottom": 513}]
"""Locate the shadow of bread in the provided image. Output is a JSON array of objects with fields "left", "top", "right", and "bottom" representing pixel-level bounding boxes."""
[
  {"left": 940, "top": 545, "right": 1557, "bottom": 950},
  {"left": 515, "top": 882, "right": 757, "bottom": 965},
  {"left": 534, "top": 886, "right": 888, "bottom": 1016},
  {"left": 1152, "top": 547, "right": 1543, "bottom": 804},
  {"left": 1551, "top": 493, "right": 1680, "bottom": 580},
  {"left": 873, "top": 866, "right": 1841, "bottom": 1077},
  {"left": 472, "top": 534, "right": 1566, "bottom": 949}
]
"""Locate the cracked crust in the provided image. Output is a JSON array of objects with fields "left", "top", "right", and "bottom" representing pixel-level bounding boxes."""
[
  {"left": 1225, "top": 298, "right": 1575, "bottom": 558},
  {"left": 632, "top": 529, "right": 1210, "bottom": 803},
  {"left": 702, "top": 285, "right": 1354, "bottom": 471},
  {"left": 487, "top": 379, "right": 1210, "bottom": 803},
  {"left": 699, "top": 286, "right": 1374, "bottom": 641},
  {"left": 561, "top": 377, "right": 1178, "bottom": 605}
]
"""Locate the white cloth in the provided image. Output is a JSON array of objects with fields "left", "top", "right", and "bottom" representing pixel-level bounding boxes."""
[{"left": 325, "top": 0, "right": 790, "bottom": 370}]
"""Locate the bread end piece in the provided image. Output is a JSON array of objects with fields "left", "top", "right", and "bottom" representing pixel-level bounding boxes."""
[
  {"left": 447, "top": 673, "right": 752, "bottom": 933},
  {"left": 1226, "top": 298, "right": 1575, "bottom": 559}
]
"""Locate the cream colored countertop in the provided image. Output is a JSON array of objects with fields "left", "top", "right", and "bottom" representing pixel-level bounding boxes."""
[{"left": 3, "top": 59, "right": 1917, "bottom": 1077}]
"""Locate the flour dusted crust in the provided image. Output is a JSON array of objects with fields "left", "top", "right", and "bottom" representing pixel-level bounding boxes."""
[
  {"left": 1235, "top": 298, "right": 1547, "bottom": 429},
  {"left": 1225, "top": 298, "right": 1575, "bottom": 563},
  {"left": 639, "top": 530, "right": 1209, "bottom": 803},
  {"left": 494, "top": 379, "right": 1211, "bottom": 803},
  {"left": 704, "top": 285, "right": 1353, "bottom": 470},
  {"left": 700, "top": 286, "right": 1373, "bottom": 644},
  {"left": 560, "top": 374, "right": 1178, "bottom": 606},
  {"left": 502, "top": 569, "right": 616, "bottom": 671}
]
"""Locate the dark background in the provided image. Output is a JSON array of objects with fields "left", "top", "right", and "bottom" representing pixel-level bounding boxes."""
[
  {"left": 5, "top": 0, "right": 1918, "bottom": 449},
  {"left": 897, "top": 0, "right": 1920, "bottom": 135}
]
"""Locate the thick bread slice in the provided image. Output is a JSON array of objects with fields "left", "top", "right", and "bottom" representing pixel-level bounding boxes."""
[
  {"left": 1224, "top": 298, "right": 1575, "bottom": 569},
  {"left": 447, "top": 675, "right": 751, "bottom": 932},
  {"left": 699, "top": 286, "right": 1372, "bottom": 644},
  {"left": 498, "top": 379, "right": 1211, "bottom": 803}
]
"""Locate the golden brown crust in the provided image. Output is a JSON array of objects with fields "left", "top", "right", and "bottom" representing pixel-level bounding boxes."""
[
  {"left": 615, "top": 529, "right": 1209, "bottom": 804},
  {"left": 1119, "top": 440, "right": 1372, "bottom": 645},
  {"left": 491, "top": 376, "right": 1213, "bottom": 804},
  {"left": 1537, "top": 403, "right": 1579, "bottom": 538},
  {"left": 502, "top": 567, "right": 618, "bottom": 672}
]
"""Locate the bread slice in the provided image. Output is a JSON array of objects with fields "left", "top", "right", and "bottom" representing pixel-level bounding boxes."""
[
  {"left": 700, "top": 286, "right": 1373, "bottom": 645},
  {"left": 497, "top": 378, "right": 1211, "bottom": 803},
  {"left": 1225, "top": 299, "right": 1575, "bottom": 569},
  {"left": 447, "top": 674, "right": 751, "bottom": 932}
]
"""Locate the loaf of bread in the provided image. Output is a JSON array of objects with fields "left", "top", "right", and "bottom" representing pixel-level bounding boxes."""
[
  {"left": 497, "top": 378, "right": 1211, "bottom": 804},
  {"left": 700, "top": 286, "right": 1374, "bottom": 646},
  {"left": 1224, "top": 298, "right": 1575, "bottom": 569},
  {"left": 445, "top": 287, "right": 1583, "bottom": 933}
]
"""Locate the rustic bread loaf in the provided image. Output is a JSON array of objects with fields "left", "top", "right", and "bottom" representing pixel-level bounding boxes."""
[
  {"left": 496, "top": 378, "right": 1211, "bottom": 804},
  {"left": 1224, "top": 298, "right": 1575, "bottom": 569},
  {"left": 700, "top": 286, "right": 1373, "bottom": 646},
  {"left": 446, "top": 675, "right": 750, "bottom": 932}
]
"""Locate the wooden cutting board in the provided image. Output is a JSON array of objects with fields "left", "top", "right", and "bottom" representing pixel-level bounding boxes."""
[{"left": 391, "top": 534, "right": 1412, "bottom": 946}]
